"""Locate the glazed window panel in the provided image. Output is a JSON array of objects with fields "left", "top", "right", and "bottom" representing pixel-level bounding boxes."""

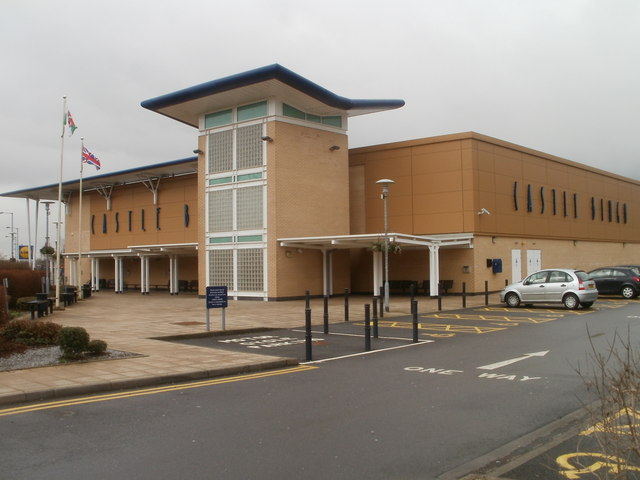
[
  {"left": 205, "top": 109, "right": 232, "bottom": 129},
  {"left": 209, "top": 189, "right": 233, "bottom": 232},
  {"left": 236, "top": 124, "right": 263, "bottom": 170},
  {"left": 237, "top": 101, "right": 267, "bottom": 122},
  {"left": 208, "top": 130, "right": 233, "bottom": 173},
  {"left": 236, "top": 185, "right": 263, "bottom": 230},
  {"left": 237, "top": 248, "right": 264, "bottom": 291},
  {"left": 209, "top": 249, "right": 233, "bottom": 288}
]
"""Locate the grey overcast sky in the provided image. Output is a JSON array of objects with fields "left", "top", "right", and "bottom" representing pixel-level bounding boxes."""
[{"left": 0, "top": 0, "right": 638, "bottom": 257}]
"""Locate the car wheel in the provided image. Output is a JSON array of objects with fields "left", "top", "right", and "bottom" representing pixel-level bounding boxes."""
[
  {"left": 621, "top": 286, "right": 637, "bottom": 299},
  {"left": 505, "top": 292, "right": 520, "bottom": 308},
  {"left": 563, "top": 293, "right": 580, "bottom": 310},
  {"left": 581, "top": 302, "right": 593, "bottom": 308}
]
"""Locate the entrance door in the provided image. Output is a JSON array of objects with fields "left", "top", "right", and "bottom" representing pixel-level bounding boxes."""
[
  {"left": 527, "top": 250, "right": 541, "bottom": 276},
  {"left": 511, "top": 249, "right": 522, "bottom": 283}
]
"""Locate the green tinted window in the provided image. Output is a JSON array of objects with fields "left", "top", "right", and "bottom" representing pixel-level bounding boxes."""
[
  {"left": 205, "top": 109, "right": 232, "bottom": 129},
  {"left": 322, "top": 116, "right": 342, "bottom": 127},
  {"left": 283, "top": 103, "right": 306, "bottom": 120},
  {"left": 237, "top": 101, "right": 267, "bottom": 121},
  {"left": 209, "top": 236, "right": 233, "bottom": 244}
]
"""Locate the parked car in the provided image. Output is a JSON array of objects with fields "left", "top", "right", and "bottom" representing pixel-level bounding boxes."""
[
  {"left": 500, "top": 269, "right": 597, "bottom": 309},
  {"left": 587, "top": 267, "right": 640, "bottom": 299},
  {"left": 618, "top": 265, "right": 640, "bottom": 275}
]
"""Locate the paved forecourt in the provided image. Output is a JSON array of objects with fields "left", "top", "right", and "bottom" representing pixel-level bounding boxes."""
[{"left": 0, "top": 290, "right": 495, "bottom": 406}]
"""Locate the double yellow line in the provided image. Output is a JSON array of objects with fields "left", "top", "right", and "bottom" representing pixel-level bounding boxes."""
[{"left": 0, "top": 365, "right": 317, "bottom": 417}]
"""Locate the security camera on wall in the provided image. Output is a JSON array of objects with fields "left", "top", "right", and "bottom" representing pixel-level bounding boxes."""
[{"left": 478, "top": 208, "right": 491, "bottom": 215}]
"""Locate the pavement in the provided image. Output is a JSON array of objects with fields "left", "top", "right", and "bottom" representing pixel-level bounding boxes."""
[{"left": 0, "top": 290, "right": 498, "bottom": 407}]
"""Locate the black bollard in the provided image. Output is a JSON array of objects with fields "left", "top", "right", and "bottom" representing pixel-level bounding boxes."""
[
  {"left": 438, "top": 293, "right": 442, "bottom": 311},
  {"left": 323, "top": 295, "right": 329, "bottom": 334},
  {"left": 379, "top": 286, "right": 384, "bottom": 318},
  {"left": 364, "top": 304, "right": 371, "bottom": 352},
  {"left": 412, "top": 300, "right": 419, "bottom": 343},
  {"left": 344, "top": 288, "right": 350, "bottom": 322},
  {"left": 372, "top": 296, "right": 379, "bottom": 339},
  {"left": 462, "top": 282, "right": 467, "bottom": 308},
  {"left": 305, "top": 305, "right": 312, "bottom": 362},
  {"left": 484, "top": 280, "right": 489, "bottom": 306}
]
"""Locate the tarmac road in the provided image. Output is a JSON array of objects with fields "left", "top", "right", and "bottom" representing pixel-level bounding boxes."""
[{"left": 3, "top": 297, "right": 639, "bottom": 479}]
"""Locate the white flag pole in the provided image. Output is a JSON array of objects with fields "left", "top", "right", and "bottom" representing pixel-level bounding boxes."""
[
  {"left": 77, "top": 138, "right": 84, "bottom": 299},
  {"left": 55, "top": 96, "right": 67, "bottom": 309}
]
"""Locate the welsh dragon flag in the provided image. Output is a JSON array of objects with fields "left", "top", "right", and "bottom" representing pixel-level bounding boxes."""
[{"left": 65, "top": 110, "right": 78, "bottom": 136}]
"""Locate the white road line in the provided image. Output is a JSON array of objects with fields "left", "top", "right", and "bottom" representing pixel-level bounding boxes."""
[
  {"left": 301, "top": 341, "right": 433, "bottom": 364},
  {"left": 291, "top": 329, "right": 418, "bottom": 342}
]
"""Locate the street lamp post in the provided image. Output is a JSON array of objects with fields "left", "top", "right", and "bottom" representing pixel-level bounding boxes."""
[
  {"left": 0, "top": 211, "right": 15, "bottom": 260},
  {"left": 376, "top": 179, "right": 395, "bottom": 312}
]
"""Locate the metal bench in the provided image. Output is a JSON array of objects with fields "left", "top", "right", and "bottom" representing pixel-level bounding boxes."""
[{"left": 25, "top": 300, "right": 51, "bottom": 319}]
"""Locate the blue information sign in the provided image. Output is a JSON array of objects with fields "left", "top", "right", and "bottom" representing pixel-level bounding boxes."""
[{"left": 206, "top": 286, "right": 228, "bottom": 309}]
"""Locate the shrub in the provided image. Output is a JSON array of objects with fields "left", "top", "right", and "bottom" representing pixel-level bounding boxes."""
[
  {"left": 86, "top": 339, "right": 108, "bottom": 356},
  {"left": 2, "top": 319, "right": 62, "bottom": 346},
  {"left": 58, "top": 326, "right": 90, "bottom": 359},
  {"left": 0, "top": 337, "right": 27, "bottom": 358}
]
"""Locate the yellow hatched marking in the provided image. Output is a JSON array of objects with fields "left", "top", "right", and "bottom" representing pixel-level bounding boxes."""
[
  {"left": 376, "top": 320, "right": 506, "bottom": 335},
  {"left": 0, "top": 365, "right": 317, "bottom": 417},
  {"left": 477, "top": 307, "right": 591, "bottom": 316},
  {"left": 425, "top": 313, "right": 558, "bottom": 324}
]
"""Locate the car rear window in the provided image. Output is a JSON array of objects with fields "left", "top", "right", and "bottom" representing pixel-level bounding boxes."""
[{"left": 575, "top": 271, "right": 589, "bottom": 281}]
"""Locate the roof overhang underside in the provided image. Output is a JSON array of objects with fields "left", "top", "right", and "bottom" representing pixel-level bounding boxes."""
[
  {"left": 63, "top": 243, "right": 198, "bottom": 258},
  {"left": 0, "top": 157, "right": 198, "bottom": 201},
  {"left": 141, "top": 64, "right": 405, "bottom": 128},
  {"left": 279, "top": 233, "right": 474, "bottom": 250}
]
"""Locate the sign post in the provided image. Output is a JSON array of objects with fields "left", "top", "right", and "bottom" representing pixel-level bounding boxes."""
[{"left": 205, "top": 286, "right": 228, "bottom": 331}]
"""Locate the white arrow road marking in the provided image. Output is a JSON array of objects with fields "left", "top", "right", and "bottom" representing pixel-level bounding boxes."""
[{"left": 477, "top": 351, "right": 549, "bottom": 370}]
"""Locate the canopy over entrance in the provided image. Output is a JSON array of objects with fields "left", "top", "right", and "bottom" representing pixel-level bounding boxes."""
[{"left": 279, "top": 233, "right": 474, "bottom": 296}]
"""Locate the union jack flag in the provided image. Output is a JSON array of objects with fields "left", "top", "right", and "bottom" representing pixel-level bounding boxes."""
[{"left": 82, "top": 146, "right": 101, "bottom": 170}]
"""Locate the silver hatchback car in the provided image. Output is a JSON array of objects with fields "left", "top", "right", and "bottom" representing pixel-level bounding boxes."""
[{"left": 500, "top": 268, "right": 598, "bottom": 309}]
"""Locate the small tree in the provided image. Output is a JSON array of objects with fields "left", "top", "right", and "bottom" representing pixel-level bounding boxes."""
[{"left": 578, "top": 327, "right": 640, "bottom": 478}]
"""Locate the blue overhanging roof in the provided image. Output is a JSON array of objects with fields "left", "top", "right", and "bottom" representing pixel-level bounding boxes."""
[
  {"left": 141, "top": 64, "right": 405, "bottom": 127},
  {"left": 0, "top": 156, "right": 198, "bottom": 201}
]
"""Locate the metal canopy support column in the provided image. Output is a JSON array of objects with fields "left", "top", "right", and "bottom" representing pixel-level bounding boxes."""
[
  {"left": 429, "top": 245, "right": 440, "bottom": 297},
  {"left": 113, "top": 256, "right": 124, "bottom": 293},
  {"left": 96, "top": 184, "right": 114, "bottom": 211},
  {"left": 140, "top": 255, "right": 146, "bottom": 294},
  {"left": 90, "top": 258, "right": 96, "bottom": 291},
  {"left": 139, "top": 255, "right": 150, "bottom": 295},
  {"left": 68, "top": 258, "right": 77, "bottom": 287},
  {"left": 321, "top": 250, "right": 335, "bottom": 297},
  {"left": 372, "top": 251, "right": 383, "bottom": 295},
  {"left": 141, "top": 176, "right": 161, "bottom": 205},
  {"left": 169, "top": 255, "right": 179, "bottom": 295}
]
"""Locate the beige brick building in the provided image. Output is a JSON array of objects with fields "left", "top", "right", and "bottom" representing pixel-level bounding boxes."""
[{"left": 3, "top": 65, "right": 639, "bottom": 301}]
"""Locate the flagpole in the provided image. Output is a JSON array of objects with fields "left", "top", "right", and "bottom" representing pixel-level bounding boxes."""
[
  {"left": 55, "top": 96, "right": 67, "bottom": 309},
  {"left": 77, "top": 138, "right": 84, "bottom": 300}
]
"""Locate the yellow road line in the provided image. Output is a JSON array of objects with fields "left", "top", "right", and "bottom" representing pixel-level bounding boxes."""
[
  {"left": 425, "top": 313, "right": 559, "bottom": 324},
  {"left": 374, "top": 320, "right": 506, "bottom": 334},
  {"left": 0, "top": 365, "right": 317, "bottom": 417}
]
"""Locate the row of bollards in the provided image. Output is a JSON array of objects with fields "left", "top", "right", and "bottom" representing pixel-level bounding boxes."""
[
  {"left": 304, "top": 281, "right": 504, "bottom": 361},
  {"left": 304, "top": 290, "right": 419, "bottom": 362}
]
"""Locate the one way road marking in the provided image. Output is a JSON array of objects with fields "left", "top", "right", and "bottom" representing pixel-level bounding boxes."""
[{"left": 477, "top": 351, "right": 549, "bottom": 370}]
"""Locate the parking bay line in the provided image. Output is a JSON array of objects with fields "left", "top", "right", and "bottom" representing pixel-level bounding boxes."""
[
  {"left": 302, "top": 341, "right": 433, "bottom": 365},
  {"left": 291, "top": 329, "right": 419, "bottom": 342}
]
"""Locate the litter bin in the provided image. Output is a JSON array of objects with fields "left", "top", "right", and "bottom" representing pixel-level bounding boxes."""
[{"left": 82, "top": 284, "right": 91, "bottom": 298}]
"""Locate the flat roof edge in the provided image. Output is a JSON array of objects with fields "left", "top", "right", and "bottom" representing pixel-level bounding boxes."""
[{"left": 141, "top": 64, "right": 404, "bottom": 113}]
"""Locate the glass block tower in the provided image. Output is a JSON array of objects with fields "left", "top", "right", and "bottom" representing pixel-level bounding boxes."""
[{"left": 142, "top": 64, "right": 403, "bottom": 300}]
